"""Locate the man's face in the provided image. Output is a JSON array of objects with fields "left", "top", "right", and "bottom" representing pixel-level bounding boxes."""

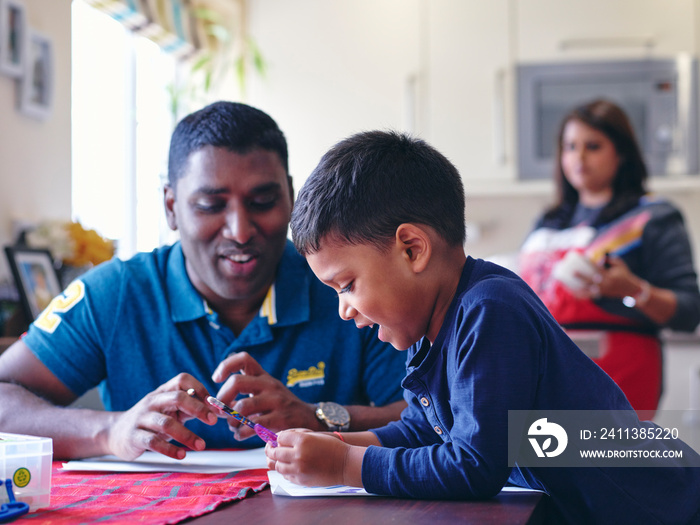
[{"left": 165, "top": 146, "right": 293, "bottom": 309}]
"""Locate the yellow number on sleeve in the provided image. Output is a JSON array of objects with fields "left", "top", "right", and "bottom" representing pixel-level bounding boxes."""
[{"left": 34, "top": 280, "right": 86, "bottom": 334}]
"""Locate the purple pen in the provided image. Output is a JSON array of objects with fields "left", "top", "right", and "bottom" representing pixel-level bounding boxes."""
[{"left": 206, "top": 395, "right": 278, "bottom": 447}]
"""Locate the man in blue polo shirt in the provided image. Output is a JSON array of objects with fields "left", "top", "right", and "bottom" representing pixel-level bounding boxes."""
[{"left": 0, "top": 102, "right": 406, "bottom": 461}]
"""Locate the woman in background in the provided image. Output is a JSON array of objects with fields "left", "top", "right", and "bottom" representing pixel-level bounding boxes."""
[{"left": 519, "top": 99, "right": 700, "bottom": 416}]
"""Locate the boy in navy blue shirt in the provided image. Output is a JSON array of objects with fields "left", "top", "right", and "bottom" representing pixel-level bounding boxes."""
[{"left": 266, "top": 130, "right": 700, "bottom": 524}]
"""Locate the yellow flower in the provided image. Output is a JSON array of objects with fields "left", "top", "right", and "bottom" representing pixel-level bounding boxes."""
[
  {"left": 25, "top": 220, "right": 115, "bottom": 267},
  {"left": 64, "top": 222, "right": 115, "bottom": 267}
]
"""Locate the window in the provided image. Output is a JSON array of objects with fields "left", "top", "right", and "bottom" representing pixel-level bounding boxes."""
[{"left": 71, "top": 0, "right": 176, "bottom": 259}]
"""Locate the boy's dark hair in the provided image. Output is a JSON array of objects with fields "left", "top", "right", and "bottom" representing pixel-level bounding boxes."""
[
  {"left": 291, "top": 130, "right": 465, "bottom": 255},
  {"left": 167, "top": 101, "right": 289, "bottom": 186}
]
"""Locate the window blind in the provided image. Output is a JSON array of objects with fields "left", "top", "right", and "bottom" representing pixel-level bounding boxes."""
[{"left": 82, "top": 0, "right": 205, "bottom": 59}]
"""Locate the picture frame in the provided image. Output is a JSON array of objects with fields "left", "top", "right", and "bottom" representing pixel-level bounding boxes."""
[
  {"left": 4, "top": 246, "right": 61, "bottom": 321},
  {"left": 0, "top": 0, "right": 26, "bottom": 78},
  {"left": 18, "top": 28, "right": 53, "bottom": 120}
]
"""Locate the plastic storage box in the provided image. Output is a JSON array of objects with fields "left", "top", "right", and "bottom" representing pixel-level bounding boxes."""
[{"left": 0, "top": 432, "right": 52, "bottom": 511}]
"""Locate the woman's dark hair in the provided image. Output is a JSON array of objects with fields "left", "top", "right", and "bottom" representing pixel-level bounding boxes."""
[{"left": 543, "top": 99, "right": 648, "bottom": 226}]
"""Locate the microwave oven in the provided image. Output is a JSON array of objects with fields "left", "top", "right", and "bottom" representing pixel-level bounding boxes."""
[{"left": 516, "top": 56, "right": 699, "bottom": 180}]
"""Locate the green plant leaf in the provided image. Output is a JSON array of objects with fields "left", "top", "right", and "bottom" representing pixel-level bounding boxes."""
[
  {"left": 248, "top": 38, "right": 267, "bottom": 76},
  {"left": 191, "top": 54, "right": 212, "bottom": 72},
  {"left": 207, "top": 24, "right": 231, "bottom": 43},
  {"left": 193, "top": 7, "right": 224, "bottom": 24},
  {"left": 235, "top": 55, "right": 246, "bottom": 90},
  {"left": 165, "top": 6, "right": 267, "bottom": 104}
]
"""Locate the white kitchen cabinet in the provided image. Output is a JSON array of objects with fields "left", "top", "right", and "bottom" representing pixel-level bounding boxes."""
[
  {"left": 422, "top": 0, "right": 699, "bottom": 184},
  {"left": 654, "top": 332, "right": 700, "bottom": 454},
  {"left": 424, "top": 0, "right": 515, "bottom": 182},
  {"left": 516, "top": 0, "right": 696, "bottom": 62},
  {"left": 657, "top": 334, "right": 700, "bottom": 412},
  {"left": 422, "top": 0, "right": 698, "bottom": 184},
  {"left": 246, "top": 0, "right": 700, "bottom": 188},
  {"left": 247, "top": 0, "right": 422, "bottom": 188},
  {"left": 248, "top": 0, "right": 516, "bottom": 185}
]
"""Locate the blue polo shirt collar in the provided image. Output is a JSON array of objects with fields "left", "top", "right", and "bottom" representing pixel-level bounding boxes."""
[
  {"left": 167, "top": 240, "right": 312, "bottom": 330},
  {"left": 265, "top": 241, "right": 311, "bottom": 326},
  {"left": 168, "top": 243, "right": 208, "bottom": 323}
]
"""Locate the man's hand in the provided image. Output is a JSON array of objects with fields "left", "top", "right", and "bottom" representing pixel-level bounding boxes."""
[
  {"left": 212, "top": 352, "right": 322, "bottom": 440},
  {"left": 106, "top": 373, "right": 218, "bottom": 461}
]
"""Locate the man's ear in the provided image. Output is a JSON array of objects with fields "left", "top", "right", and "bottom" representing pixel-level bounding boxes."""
[
  {"left": 287, "top": 175, "right": 295, "bottom": 202},
  {"left": 395, "top": 223, "right": 431, "bottom": 273},
  {"left": 163, "top": 184, "right": 178, "bottom": 231},
  {"left": 287, "top": 174, "right": 295, "bottom": 212}
]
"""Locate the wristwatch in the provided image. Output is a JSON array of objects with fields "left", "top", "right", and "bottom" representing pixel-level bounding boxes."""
[
  {"left": 622, "top": 280, "right": 651, "bottom": 309},
  {"left": 315, "top": 402, "right": 351, "bottom": 431}
]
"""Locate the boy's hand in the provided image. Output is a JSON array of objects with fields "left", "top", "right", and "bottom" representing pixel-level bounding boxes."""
[{"left": 265, "top": 429, "right": 350, "bottom": 487}]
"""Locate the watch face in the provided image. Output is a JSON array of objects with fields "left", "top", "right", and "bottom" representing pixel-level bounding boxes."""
[{"left": 319, "top": 402, "right": 350, "bottom": 426}]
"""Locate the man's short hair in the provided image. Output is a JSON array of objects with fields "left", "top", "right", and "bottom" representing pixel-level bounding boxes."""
[
  {"left": 291, "top": 130, "right": 465, "bottom": 255},
  {"left": 167, "top": 101, "right": 289, "bottom": 186}
]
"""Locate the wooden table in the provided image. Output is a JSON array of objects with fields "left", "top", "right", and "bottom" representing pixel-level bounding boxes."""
[
  {"left": 186, "top": 486, "right": 547, "bottom": 525},
  {"left": 2, "top": 333, "right": 547, "bottom": 524}
]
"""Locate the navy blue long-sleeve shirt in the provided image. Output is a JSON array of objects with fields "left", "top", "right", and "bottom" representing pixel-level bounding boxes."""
[{"left": 364, "top": 257, "right": 700, "bottom": 524}]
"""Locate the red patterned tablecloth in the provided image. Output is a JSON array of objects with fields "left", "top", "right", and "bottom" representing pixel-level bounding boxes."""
[{"left": 16, "top": 462, "right": 269, "bottom": 524}]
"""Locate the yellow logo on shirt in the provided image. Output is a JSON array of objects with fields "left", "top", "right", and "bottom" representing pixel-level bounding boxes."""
[
  {"left": 287, "top": 362, "right": 326, "bottom": 388},
  {"left": 34, "top": 280, "right": 85, "bottom": 334}
]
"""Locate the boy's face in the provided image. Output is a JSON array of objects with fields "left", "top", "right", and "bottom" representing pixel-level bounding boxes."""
[{"left": 306, "top": 237, "right": 426, "bottom": 351}]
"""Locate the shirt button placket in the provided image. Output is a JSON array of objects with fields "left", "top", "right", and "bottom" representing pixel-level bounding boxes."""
[{"left": 420, "top": 396, "right": 442, "bottom": 435}]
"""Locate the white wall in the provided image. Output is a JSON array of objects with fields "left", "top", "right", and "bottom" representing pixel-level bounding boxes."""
[
  {"left": 246, "top": 0, "right": 700, "bottom": 267},
  {"left": 246, "top": 0, "right": 422, "bottom": 190},
  {"left": 0, "top": 0, "right": 72, "bottom": 280}
]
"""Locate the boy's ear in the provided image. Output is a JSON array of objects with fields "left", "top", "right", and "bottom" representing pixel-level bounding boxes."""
[{"left": 395, "top": 223, "right": 431, "bottom": 273}]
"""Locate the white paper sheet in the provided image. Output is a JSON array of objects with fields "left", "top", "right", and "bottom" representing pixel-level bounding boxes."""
[
  {"left": 61, "top": 448, "right": 268, "bottom": 473},
  {"left": 500, "top": 485, "right": 545, "bottom": 493},
  {"left": 268, "top": 470, "right": 376, "bottom": 496},
  {"left": 268, "top": 471, "right": 545, "bottom": 497}
]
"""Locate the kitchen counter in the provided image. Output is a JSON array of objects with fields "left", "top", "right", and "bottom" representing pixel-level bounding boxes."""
[{"left": 465, "top": 175, "right": 700, "bottom": 198}]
